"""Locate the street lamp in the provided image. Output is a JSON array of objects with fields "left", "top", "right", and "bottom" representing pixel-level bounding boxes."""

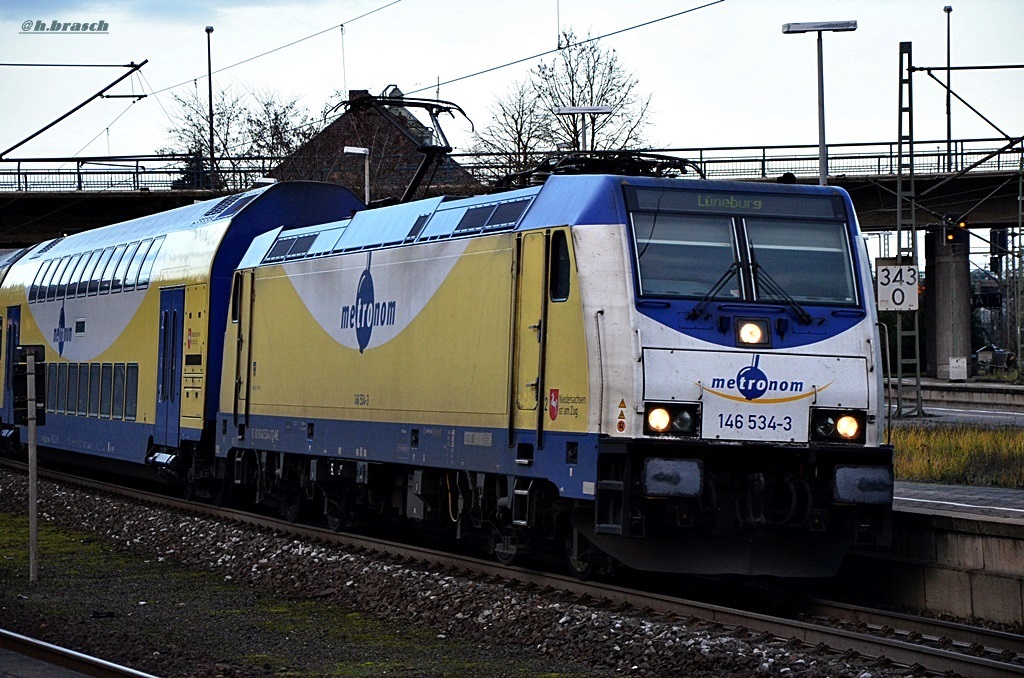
[
  {"left": 944, "top": 5, "right": 953, "bottom": 172},
  {"left": 554, "top": 105, "right": 612, "bottom": 152},
  {"left": 344, "top": 146, "right": 370, "bottom": 204},
  {"left": 205, "top": 25, "right": 215, "bottom": 190},
  {"left": 782, "top": 20, "right": 857, "bottom": 186}
]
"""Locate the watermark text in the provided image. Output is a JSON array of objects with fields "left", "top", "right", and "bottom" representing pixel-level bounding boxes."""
[{"left": 20, "top": 19, "right": 109, "bottom": 34}]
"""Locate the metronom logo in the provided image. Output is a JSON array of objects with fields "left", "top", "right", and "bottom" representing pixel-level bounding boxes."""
[{"left": 20, "top": 19, "right": 109, "bottom": 34}]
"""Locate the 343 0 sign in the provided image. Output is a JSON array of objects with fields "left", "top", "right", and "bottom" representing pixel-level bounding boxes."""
[{"left": 876, "top": 262, "right": 919, "bottom": 311}]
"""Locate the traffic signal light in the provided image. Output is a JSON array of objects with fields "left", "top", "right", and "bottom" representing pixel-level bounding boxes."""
[{"left": 944, "top": 218, "right": 968, "bottom": 245}]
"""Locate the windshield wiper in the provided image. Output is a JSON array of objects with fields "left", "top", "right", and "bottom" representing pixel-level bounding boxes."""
[
  {"left": 686, "top": 262, "right": 739, "bottom": 320},
  {"left": 752, "top": 262, "right": 812, "bottom": 325}
]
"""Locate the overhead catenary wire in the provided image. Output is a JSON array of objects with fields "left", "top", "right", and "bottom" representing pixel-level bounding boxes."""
[
  {"left": 19, "top": 0, "right": 727, "bottom": 162},
  {"left": 146, "top": 1, "right": 401, "bottom": 98},
  {"left": 404, "top": 0, "right": 727, "bottom": 97},
  {"left": 65, "top": 99, "right": 141, "bottom": 161}
]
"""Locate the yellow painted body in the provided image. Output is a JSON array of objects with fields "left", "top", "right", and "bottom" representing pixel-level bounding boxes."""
[{"left": 220, "top": 228, "right": 590, "bottom": 436}]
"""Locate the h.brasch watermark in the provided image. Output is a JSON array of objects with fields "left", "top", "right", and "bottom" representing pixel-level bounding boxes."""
[{"left": 20, "top": 19, "right": 109, "bottom": 34}]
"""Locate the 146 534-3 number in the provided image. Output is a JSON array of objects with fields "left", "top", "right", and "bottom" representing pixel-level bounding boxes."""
[{"left": 718, "top": 413, "right": 792, "bottom": 431}]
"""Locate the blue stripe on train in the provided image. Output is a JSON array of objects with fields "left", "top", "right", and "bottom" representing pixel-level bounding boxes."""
[
  {"left": 38, "top": 414, "right": 156, "bottom": 464},
  {"left": 216, "top": 412, "right": 601, "bottom": 501}
]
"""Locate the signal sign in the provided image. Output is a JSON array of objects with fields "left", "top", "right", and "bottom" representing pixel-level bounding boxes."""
[
  {"left": 12, "top": 345, "right": 46, "bottom": 427},
  {"left": 876, "top": 263, "right": 919, "bottom": 312}
]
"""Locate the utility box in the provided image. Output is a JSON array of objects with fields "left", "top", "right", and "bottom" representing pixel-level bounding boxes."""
[{"left": 948, "top": 357, "right": 967, "bottom": 382}]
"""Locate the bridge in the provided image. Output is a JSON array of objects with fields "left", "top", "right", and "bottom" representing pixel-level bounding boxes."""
[{"left": 0, "top": 137, "right": 1019, "bottom": 246}]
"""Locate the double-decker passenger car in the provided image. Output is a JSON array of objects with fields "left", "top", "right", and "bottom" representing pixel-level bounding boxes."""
[{"left": 0, "top": 181, "right": 363, "bottom": 473}]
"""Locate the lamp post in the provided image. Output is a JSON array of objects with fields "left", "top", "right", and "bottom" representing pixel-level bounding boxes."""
[
  {"left": 554, "top": 105, "right": 613, "bottom": 152},
  {"left": 944, "top": 5, "right": 953, "bottom": 172},
  {"left": 344, "top": 146, "right": 370, "bottom": 203},
  {"left": 782, "top": 20, "right": 858, "bottom": 186},
  {"left": 205, "top": 25, "right": 215, "bottom": 190}
]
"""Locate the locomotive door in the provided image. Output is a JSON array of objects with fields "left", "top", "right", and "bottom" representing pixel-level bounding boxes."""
[
  {"left": 231, "top": 269, "right": 255, "bottom": 436},
  {"left": 2, "top": 306, "right": 20, "bottom": 424},
  {"left": 511, "top": 231, "right": 550, "bottom": 446},
  {"left": 155, "top": 288, "right": 184, "bottom": 447}
]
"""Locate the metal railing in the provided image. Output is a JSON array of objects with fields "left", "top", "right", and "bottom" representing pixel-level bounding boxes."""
[
  {"left": 0, "top": 138, "right": 1020, "bottom": 193},
  {"left": 453, "top": 137, "right": 1023, "bottom": 182},
  {"left": 0, "top": 155, "right": 276, "bottom": 193}
]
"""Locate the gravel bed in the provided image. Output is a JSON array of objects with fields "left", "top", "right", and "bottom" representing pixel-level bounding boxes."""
[{"left": 0, "top": 466, "right": 910, "bottom": 677}]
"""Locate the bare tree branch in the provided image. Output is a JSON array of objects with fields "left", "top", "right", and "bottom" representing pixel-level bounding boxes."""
[
  {"left": 471, "top": 29, "right": 652, "bottom": 181},
  {"left": 160, "top": 87, "right": 322, "bottom": 189}
]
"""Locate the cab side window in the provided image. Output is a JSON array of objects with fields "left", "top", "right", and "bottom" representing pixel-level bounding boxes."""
[{"left": 548, "top": 230, "right": 571, "bottom": 302}]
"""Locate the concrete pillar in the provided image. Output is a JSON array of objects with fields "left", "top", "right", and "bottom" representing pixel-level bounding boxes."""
[{"left": 924, "top": 231, "right": 972, "bottom": 379}]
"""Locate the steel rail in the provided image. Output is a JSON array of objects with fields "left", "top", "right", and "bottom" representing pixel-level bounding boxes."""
[
  {"left": 0, "top": 628, "right": 157, "bottom": 678},
  {"left": 800, "top": 597, "right": 1024, "bottom": 660},
  {"left": 2, "top": 458, "right": 1021, "bottom": 677}
]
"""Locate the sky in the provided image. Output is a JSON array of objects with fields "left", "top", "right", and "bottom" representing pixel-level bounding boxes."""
[{"left": 0, "top": 0, "right": 1021, "bottom": 160}]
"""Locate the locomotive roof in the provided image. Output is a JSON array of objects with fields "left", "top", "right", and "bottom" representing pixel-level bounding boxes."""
[
  {"left": 241, "top": 174, "right": 855, "bottom": 269},
  {"left": 17, "top": 181, "right": 364, "bottom": 264}
]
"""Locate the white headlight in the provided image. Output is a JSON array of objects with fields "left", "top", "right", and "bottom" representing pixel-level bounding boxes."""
[
  {"left": 647, "top": 407, "right": 670, "bottom": 433},
  {"left": 836, "top": 415, "right": 860, "bottom": 439},
  {"left": 741, "top": 323, "right": 765, "bottom": 346}
]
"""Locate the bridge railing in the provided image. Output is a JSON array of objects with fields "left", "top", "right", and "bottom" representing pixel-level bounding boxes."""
[
  {"left": 0, "top": 155, "right": 276, "bottom": 192},
  {"left": 668, "top": 138, "right": 1021, "bottom": 179},
  {"left": 0, "top": 138, "right": 1020, "bottom": 192},
  {"left": 453, "top": 138, "right": 1022, "bottom": 181}
]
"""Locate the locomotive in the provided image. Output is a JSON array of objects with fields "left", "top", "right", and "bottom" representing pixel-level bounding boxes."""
[{"left": 0, "top": 155, "right": 892, "bottom": 577}]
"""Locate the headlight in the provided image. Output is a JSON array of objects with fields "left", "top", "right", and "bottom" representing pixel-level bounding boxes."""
[
  {"left": 644, "top": 403, "right": 701, "bottom": 437},
  {"left": 810, "top": 408, "right": 866, "bottom": 444},
  {"left": 647, "top": 407, "right": 671, "bottom": 433},
  {"left": 735, "top": 318, "right": 770, "bottom": 347},
  {"left": 835, "top": 415, "right": 860, "bottom": 440}
]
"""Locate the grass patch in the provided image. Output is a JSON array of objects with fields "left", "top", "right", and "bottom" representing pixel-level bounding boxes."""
[
  {"left": 0, "top": 511, "right": 600, "bottom": 677},
  {"left": 893, "top": 424, "right": 1024, "bottom": 486}
]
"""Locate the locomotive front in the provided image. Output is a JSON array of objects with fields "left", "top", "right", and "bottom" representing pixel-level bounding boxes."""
[{"left": 574, "top": 179, "right": 893, "bottom": 577}]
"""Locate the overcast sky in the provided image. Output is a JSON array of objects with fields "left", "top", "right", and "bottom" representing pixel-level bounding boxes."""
[{"left": 1, "top": 0, "right": 1021, "bottom": 159}]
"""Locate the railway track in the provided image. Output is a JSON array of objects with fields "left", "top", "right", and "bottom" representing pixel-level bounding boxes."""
[
  {"left": 0, "top": 627, "right": 157, "bottom": 677},
  {"left": 4, "top": 458, "right": 1022, "bottom": 677}
]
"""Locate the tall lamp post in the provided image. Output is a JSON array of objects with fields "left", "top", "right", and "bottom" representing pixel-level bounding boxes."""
[
  {"left": 944, "top": 5, "right": 953, "bottom": 172},
  {"left": 782, "top": 20, "right": 857, "bottom": 186},
  {"left": 344, "top": 146, "right": 370, "bottom": 204},
  {"left": 554, "top": 105, "right": 612, "bottom": 152},
  {"left": 205, "top": 25, "right": 215, "bottom": 190}
]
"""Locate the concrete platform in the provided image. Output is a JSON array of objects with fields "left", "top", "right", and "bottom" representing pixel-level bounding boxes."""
[
  {"left": 896, "top": 480, "right": 1024, "bottom": 521},
  {"left": 847, "top": 480, "right": 1024, "bottom": 624}
]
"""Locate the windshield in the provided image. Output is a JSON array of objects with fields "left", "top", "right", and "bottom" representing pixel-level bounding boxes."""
[
  {"left": 627, "top": 187, "right": 858, "bottom": 307},
  {"left": 632, "top": 213, "right": 740, "bottom": 299},
  {"left": 746, "top": 218, "right": 856, "bottom": 305}
]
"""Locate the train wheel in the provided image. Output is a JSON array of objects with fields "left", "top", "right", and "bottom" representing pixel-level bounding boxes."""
[
  {"left": 282, "top": 490, "right": 303, "bottom": 523},
  {"left": 491, "top": 530, "right": 517, "bottom": 566},
  {"left": 565, "top": 533, "right": 596, "bottom": 580},
  {"left": 324, "top": 495, "right": 350, "bottom": 532},
  {"left": 324, "top": 511, "right": 344, "bottom": 531},
  {"left": 566, "top": 550, "right": 595, "bottom": 580}
]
